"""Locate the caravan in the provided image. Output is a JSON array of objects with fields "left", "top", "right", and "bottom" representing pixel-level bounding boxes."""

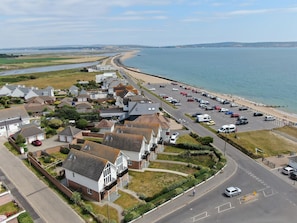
[{"left": 197, "top": 114, "right": 211, "bottom": 123}]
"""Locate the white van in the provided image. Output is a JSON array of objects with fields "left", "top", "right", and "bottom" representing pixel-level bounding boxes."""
[
  {"left": 264, "top": 115, "right": 276, "bottom": 121},
  {"left": 218, "top": 124, "right": 236, "bottom": 133},
  {"left": 197, "top": 114, "right": 211, "bottom": 123},
  {"left": 282, "top": 166, "right": 294, "bottom": 175}
]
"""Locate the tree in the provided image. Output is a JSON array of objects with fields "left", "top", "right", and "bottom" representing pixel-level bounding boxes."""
[
  {"left": 55, "top": 105, "right": 80, "bottom": 120},
  {"left": 48, "top": 118, "right": 63, "bottom": 129},
  {"left": 76, "top": 119, "right": 88, "bottom": 129},
  {"left": 15, "top": 134, "right": 26, "bottom": 145},
  {"left": 71, "top": 192, "right": 81, "bottom": 205}
]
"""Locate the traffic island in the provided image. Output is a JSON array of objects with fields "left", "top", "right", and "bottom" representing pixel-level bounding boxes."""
[{"left": 239, "top": 191, "right": 258, "bottom": 204}]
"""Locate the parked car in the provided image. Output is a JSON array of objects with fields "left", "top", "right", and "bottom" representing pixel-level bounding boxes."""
[
  {"left": 239, "top": 106, "right": 248, "bottom": 111},
  {"left": 253, "top": 112, "right": 263, "bottom": 116},
  {"left": 32, "top": 140, "right": 42, "bottom": 146},
  {"left": 213, "top": 105, "right": 221, "bottom": 110},
  {"left": 219, "top": 108, "right": 229, "bottom": 112},
  {"left": 231, "top": 113, "right": 240, "bottom": 118},
  {"left": 225, "top": 111, "right": 233, "bottom": 115},
  {"left": 282, "top": 166, "right": 294, "bottom": 175},
  {"left": 264, "top": 115, "right": 276, "bottom": 121},
  {"left": 170, "top": 132, "right": 179, "bottom": 140},
  {"left": 224, "top": 186, "right": 241, "bottom": 197},
  {"left": 205, "top": 106, "right": 214, "bottom": 110},
  {"left": 191, "top": 112, "right": 202, "bottom": 117},
  {"left": 230, "top": 103, "right": 238, "bottom": 107},
  {"left": 206, "top": 120, "right": 216, "bottom": 126},
  {"left": 236, "top": 119, "right": 248, "bottom": 125},
  {"left": 290, "top": 171, "right": 297, "bottom": 180},
  {"left": 187, "top": 98, "right": 195, "bottom": 102}
]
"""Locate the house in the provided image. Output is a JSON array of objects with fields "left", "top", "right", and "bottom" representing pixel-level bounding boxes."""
[
  {"left": 58, "top": 126, "right": 83, "bottom": 143},
  {"left": 124, "top": 120, "right": 163, "bottom": 147},
  {"left": 81, "top": 140, "right": 129, "bottom": 187},
  {"left": 24, "top": 103, "right": 54, "bottom": 116},
  {"left": 95, "top": 72, "right": 117, "bottom": 83},
  {"left": 69, "top": 85, "right": 79, "bottom": 96},
  {"left": 11, "top": 124, "right": 45, "bottom": 144},
  {"left": 75, "top": 102, "right": 93, "bottom": 113},
  {"left": 103, "top": 132, "right": 148, "bottom": 169},
  {"left": 0, "top": 105, "right": 30, "bottom": 137},
  {"left": 134, "top": 113, "right": 171, "bottom": 142},
  {"left": 76, "top": 89, "right": 89, "bottom": 102},
  {"left": 114, "top": 125, "right": 157, "bottom": 158},
  {"left": 62, "top": 149, "right": 118, "bottom": 202},
  {"left": 96, "top": 119, "right": 115, "bottom": 133}
]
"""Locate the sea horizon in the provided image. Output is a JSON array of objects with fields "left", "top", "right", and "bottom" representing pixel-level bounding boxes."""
[{"left": 123, "top": 47, "right": 297, "bottom": 116}]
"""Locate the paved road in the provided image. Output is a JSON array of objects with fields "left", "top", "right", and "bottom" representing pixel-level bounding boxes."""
[{"left": 0, "top": 137, "right": 84, "bottom": 223}]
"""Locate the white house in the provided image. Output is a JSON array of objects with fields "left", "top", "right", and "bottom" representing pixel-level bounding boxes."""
[
  {"left": 95, "top": 72, "right": 117, "bottom": 83},
  {"left": 0, "top": 106, "right": 30, "bottom": 137},
  {"left": 63, "top": 149, "right": 118, "bottom": 202}
]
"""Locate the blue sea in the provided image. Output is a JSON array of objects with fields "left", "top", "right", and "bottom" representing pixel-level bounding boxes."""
[{"left": 123, "top": 48, "right": 297, "bottom": 115}]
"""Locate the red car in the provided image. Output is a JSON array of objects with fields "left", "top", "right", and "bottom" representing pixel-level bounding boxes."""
[
  {"left": 231, "top": 113, "right": 240, "bottom": 118},
  {"left": 32, "top": 140, "right": 42, "bottom": 146}
]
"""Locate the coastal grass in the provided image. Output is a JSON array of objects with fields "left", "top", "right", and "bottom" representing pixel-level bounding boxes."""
[
  {"left": 157, "top": 153, "right": 215, "bottom": 167},
  {"left": 0, "top": 69, "right": 102, "bottom": 89},
  {"left": 229, "top": 129, "right": 297, "bottom": 157},
  {"left": 0, "top": 55, "right": 104, "bottom": 70},
  {"left": 149, "top": 162, "right": 198, "bottom": 175},
  {"left": 128, "top": 171, "right": 185, "bottom": 198},
  {"left": 86, "top": 202, "right": 118, "bottom": 223},
  {"left": 275, "top": 126, "right": 297, "bottom": 138}
]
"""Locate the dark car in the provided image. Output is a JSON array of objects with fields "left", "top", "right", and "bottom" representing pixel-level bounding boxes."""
[
  {"left": 32, "top": 140, "right": 42, "bottom": 146},
  {"left": 239, "top": 106, "right": 248, "bottom": 111},
  {"left": 236, "top": 119, "right": 248, "bottom": 125},
  {"left": 253, "top": 112, "right": 263, "bottom": 116},
  {"left": 290, "top": 171, "right": 297, "bottom": 180}
]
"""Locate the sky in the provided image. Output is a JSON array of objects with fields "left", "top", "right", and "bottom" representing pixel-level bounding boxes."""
[{"left": 1, "top": 0, "right": 297, "bottom": 48}]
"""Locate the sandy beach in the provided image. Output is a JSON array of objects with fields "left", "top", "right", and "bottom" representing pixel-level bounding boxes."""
[{"left": 113, "top": 51, "right": 297, "bottom": 124}]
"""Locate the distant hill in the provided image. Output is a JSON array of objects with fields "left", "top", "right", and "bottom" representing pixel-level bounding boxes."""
[{"left": 166, "top": 42, "right": 297, "bottom": 48}]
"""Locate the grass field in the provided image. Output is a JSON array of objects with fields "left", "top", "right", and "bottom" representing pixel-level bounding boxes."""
[
  {"left": 0, "top": 69, "right": 103, "bottom": 89},
  {"left": 149, "top": 162, "right": 198, "bottom": 175},
  {"left": 128, "top": 171, "right": 186, "bottom": 198},
  {"left": 0, "top": 54, "right": 105, "bottom": 70},
  {"left": 227, "top": 128, "right": 297, "bottom": 157}
]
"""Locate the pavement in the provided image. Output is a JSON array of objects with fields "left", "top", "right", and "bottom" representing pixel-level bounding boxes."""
[{"left": 131, "top": 156, "right": 237, "bottom": 223}]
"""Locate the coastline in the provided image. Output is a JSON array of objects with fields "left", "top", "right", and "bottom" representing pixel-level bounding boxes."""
[{"left": 114, "top": 51, "right": 297, "bottom": 124}]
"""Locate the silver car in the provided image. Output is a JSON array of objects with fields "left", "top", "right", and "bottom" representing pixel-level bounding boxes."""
[{"left": 224, "top": 186, "right": 242, "bottom": 197}]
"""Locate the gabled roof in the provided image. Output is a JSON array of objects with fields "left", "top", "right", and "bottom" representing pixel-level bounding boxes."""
[
  {"left": 58, "top": 126, "right": 82, "bottom": 137},
  {"left": 134, "top": 113, "right": 170, "bottom": 129},
  {"left": 103, "top": 132, "right": 145, "bottom": 152},
  {"left": 12, "top": 124, "right": 44, "bottom": 138},
  {"left": 0, "top": 105, "right": 30, "bottom": 122},
  {"left": 114, "top": 126, "right": 154, "bottom": 142},
  {"left": 63, "top": 149, "right": 107, "bottom": 181},
  {"left": 97, "top": 119, "right": 115, "bottom": 128},
  {"left": 81, "top": 140, "right": 120, "bottom": 163},
  {"left": 75, "top": 102, "right": 93, "bottom": 109},
  {"left": 24, "top": 103, "right": 54, "bottom": 113},
  {"left": 124, "top": 120, "right": 161, "bottom": 135}
]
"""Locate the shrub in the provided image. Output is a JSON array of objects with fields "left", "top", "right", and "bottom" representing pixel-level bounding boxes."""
[
  {"left": 60, "top": 147, "right": 70, "bottom": 154},
  {"left": 17, "top": 212, "right": 34, "bottom": 223}
]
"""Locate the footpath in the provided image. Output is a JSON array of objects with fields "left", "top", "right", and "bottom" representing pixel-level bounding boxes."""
[{"left": 132, "top": 157, "right": 237, "bottom": 223}]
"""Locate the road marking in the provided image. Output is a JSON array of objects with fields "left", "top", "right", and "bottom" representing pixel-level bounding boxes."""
[
  {"left": 262, "top": 187, "right": 276, "bottom": 197},
  {"left": 216, "top": 202, "right": 234, "bottom": 213},
  {"left": 192, "top": 211, "right": 209, "bottom": 222}
]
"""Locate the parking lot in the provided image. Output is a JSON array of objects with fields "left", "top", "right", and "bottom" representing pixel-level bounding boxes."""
[{"left": 147, "top": 82, "right": 284, "bottom": 133}]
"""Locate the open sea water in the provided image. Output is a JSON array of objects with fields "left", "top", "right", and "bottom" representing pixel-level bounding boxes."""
[{"left": 123, "top": 47, "right": 297, "bottom": 115}]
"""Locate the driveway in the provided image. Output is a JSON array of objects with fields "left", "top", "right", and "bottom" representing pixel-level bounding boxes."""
[{"left": 27, "top": 136, "right": 68, "bottom": 152}]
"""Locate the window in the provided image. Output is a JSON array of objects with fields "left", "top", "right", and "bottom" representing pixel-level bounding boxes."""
[
  {"left": 87, "top": 188, "right": 92, "bottom": 195},
  {"left": 128, "top": 160, "right": 132, "bottom": 166},
  {"left": 103, "top": 163, "right": 112, "bottom": 185},
  {"left": 72, "top": 172, "right": 75, "bottom": 177}
]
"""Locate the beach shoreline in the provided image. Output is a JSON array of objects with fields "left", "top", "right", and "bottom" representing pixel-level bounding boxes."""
[{"left": 114, "top": 51, "right": 297, "bottom": 124}]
